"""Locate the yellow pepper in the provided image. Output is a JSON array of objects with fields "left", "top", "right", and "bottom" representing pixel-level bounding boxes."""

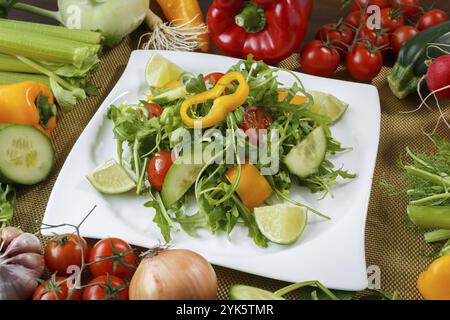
[
  {"left": 147, "top": 80, "right": 184, "bottom": 102},
  {"left": 278, "top": 91, "right": 308, "bottom": 105},
  {"left": 0, "top": 81, "right": 56, "bottom": 136},
  {"left": 417, "top": 255, "right": 450, "bottom": 300},
  {"left": 226, "top": 163, "right": 273, "bottom": 212},
  {"left": 180, "top": 72, "right": 249, "bottom": 128}
]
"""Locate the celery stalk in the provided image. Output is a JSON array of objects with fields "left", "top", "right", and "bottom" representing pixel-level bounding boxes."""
[
  {"left": 0, "top": 71, "right": 50, "bottom": 87},
  {"left": 0, "top": 19, "right": 102, "bottom": 45},
  {"left": 408, "top": 205, "right": 450, "bottom": 229},
  {"left": 424, "top": 229, "right": 450, "bottom": 243},
  {"left": 0, "top": 27, "right": 99, "bottom": 67}
]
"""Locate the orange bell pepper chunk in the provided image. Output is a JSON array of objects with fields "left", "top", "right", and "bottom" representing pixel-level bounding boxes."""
[
  {"left": 278, "top": 91, "right": 308, "bottom": 105},
  {"left": 418, "top": 255, "right": 450, "bottom": 300}
]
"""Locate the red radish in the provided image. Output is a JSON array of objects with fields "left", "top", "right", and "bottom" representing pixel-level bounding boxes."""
[{"left": 426, "top": 55, "right": 450, "bottom": 100}]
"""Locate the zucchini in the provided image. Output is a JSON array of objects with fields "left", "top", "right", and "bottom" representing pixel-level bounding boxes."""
[
  {"left": 388, "top": 22, "right": 450, "bottom": 99},
  {"left": 0, "top": 124, "right": 54, "bottom": 185}
]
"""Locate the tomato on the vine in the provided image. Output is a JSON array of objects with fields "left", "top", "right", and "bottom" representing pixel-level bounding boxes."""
[
  {"left": 380, "top": 8, "right": 405, "bottom": 32},
  {"left": 351, "top": 0, "right": 390, "bottom": 11},
  {"left": 345, "top": 10, "right": 367, "bottom": 28},
  {"left": 146, "top": 151, "right": 174, "bottom": 192},
  {"left": 359, "top": 26, "right": 390, "bottom": 48},
  {"left": 390, "top": 25, "right": 419, "bottom": 54},
  {"left": 300, "top": 40, "right": 340, "bottom": 77},
  {"left": 33, "top": 276, "right": 82, "bottom": 300},
  {"left": 396, "top": 0, "right": 420, "bottom": 19},
  {"left": 83, "top": 275, "right": 129, "bottom": 300},
  {"left": 316, "top": 23, "right": 354, "bottom": 54},
  {"left": 418, "top": 9, "right": 449, "bottom": 31},
  {"left": 241, "top": 106, "right": 273, "bottom": 145},
  {"left": 44, "top": 233, "right": 90, "bottom": 275},
  {"left": 204, "top": 72, "right": 225, "bottom": 87},
  {"left": 346, "top": 44, "right": 383, "bottom": 81},
  {"left": 144, "top": 103, "right": 163, "bottom": 118},
  {"left": 89, "top": 238, "right": 137, "bottom": 280}
]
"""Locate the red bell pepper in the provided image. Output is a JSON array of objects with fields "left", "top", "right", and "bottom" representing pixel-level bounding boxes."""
[{"left": 207, "top": 0, "right": 313, "bottom": 63}]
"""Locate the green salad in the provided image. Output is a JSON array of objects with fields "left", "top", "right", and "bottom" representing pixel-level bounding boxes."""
[{"left": 88, "top": 55, "right": 355, "bottom": 248}]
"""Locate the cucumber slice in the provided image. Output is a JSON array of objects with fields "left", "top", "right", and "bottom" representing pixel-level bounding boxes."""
[
  {"left": 161, "top": 162, "right": 203, "bottom": 208},
  {"left": 0, "top": 125, "right": 54, "bottom": 185},
  {"left": 152, "top": 86, "right": 186, "bottom": 105},
  {"left": 284, "top": 126, "right": 327, "bottom": 178},
  {"left": 229, "top": 285, "right": 285, "bottom": 300}
]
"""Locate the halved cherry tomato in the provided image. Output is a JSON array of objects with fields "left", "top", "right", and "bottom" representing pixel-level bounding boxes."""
[
  {"left": 144, "top": 103, "right": 163, "bottom": 118},
  {"left": 44, "top": 233, "right": 90, "bottom": 275},
  {"left": 418, "top": 9, "right": 449, "bottom": 31},
  {"left": 241, "top": 106, "right": 273, "bottom": 145},
  {"left": 33, "top": 277, "right": 82, "bottom": 300},
  {"left": 204, "top": 72, "right": 225, "bottom": 87},
  {"left": 89, "top": 238, "right": 137, "bottom": 280},
  {"left": 396, "top": 0, "right": 420, "bottom": 19},
  {"left": 352, "top": 0, "right": 390, "bottom": 11},
  {"left": 83, "top": 275, "right": 129, "bottom": 300},
  {"left": 316, "top": 23, "right": 354, "bottom": 54},
  {"left": 146, "top": 151, "right": 174, "bottom": 192},
  {"left": 300, "top": 40, "right": 340, "bottom": 77},
  {"left": 380, "top": 8, "right": 404, "bottom": 32},
  {"left": 390, "top": 25, "right": 419, "bottom": 54},
  {"left": 346, "top": 43, "right": 383, "bottom": 81}
]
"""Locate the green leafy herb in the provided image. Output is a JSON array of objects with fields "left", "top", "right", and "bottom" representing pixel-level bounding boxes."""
[{"left": 0, "top": 183, "right": 16, "bottom": 228}]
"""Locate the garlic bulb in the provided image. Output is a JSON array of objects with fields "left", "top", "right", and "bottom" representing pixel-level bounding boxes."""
[{"left": 0, "top": 228, "right": 44, "bottom": 300}]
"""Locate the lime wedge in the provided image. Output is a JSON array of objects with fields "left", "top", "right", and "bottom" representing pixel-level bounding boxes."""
[
  {"left": 145, "top": 54, "right": 184, "bottom": 88},
  {"left": 87, "top": 160, "right": 136, "bottom": 194},
  {"left": 310, "top": 91, "right": 349, "bottom": 123},
  {"left": 254, "top": 205, "right": 307, "bottom": 245},
  {"left": 229, "top": 285, "right": 285, "bottom": 300}
]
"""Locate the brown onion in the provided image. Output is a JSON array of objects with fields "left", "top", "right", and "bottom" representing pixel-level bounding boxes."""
[{"left": 129, "top": 249, "right": 217, "bottom": 300}]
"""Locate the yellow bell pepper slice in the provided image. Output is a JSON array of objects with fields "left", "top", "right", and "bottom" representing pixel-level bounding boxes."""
[
  {"left": 418, "top": 255, "right": 450, "bottom": 300},
  {"left": 226, "top": 163, "right": 273, "bottom": 212},
  {"left": 180, "top": 72, "right": 249, "bottom": 128},
  {"left": 278, "top": 91, "right": 308, "bottom": 105}
]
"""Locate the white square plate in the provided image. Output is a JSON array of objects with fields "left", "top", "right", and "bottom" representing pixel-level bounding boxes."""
[{"left": 42, "top": 50, "right": 380, "bottom": 291}]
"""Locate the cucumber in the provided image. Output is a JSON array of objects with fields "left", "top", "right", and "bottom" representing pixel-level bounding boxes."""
[
  {"left": 229, "top": 285, "right": 285, "bottom": 300},
  {"left": 0, "top": 125, "right": 54, "bottom": 185},
  {"left": 161, "top": 162, "right": 203, "bottom": 208},
  {"left": 284, "top": 126, "right": 327, "bottom": 179},
  {"left": 152, "top": 86, "right": 186, "bottom": 105}
]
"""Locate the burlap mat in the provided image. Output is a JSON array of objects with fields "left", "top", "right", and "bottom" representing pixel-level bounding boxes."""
[{"left": 11, "top": 30, "right": 449, "bottom": 300}]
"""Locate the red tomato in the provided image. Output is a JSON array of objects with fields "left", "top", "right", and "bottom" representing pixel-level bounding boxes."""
[
  {"left": 146, "top": 151, "right": 174, "bottom": 192},
  {"left": 300, "top": 40, "right": 340, "bottom": 77},
  {"left": 351, "top": 0, "right": 390, "bottom": 11},
  {"left": 396, "top": 0, "right": 420, "bottom": 19},
  {"left": 83, "top": 275, "right": 129, "bottom": 300},
  {"left": 346, "top": 44, "right": 383, "bottom": 81},
  {"left": 380, "top": 8, "right": 405, "bottom": 32},
  {"left": 89, "top": 238, "right": 137, "bottom": 280},
  {"left": 144, "top": 103, "right": 163, "bottom": 118},
  {"left": 204, "top": 72, "right": 225, "bottom": 87},
  {"left": 345, "top": 10, "right": 367, "bottom": 28},
  {"left": 44, "top": 233, "right": 90, "bottom": 275},
  {"left": 359, "top": 26, "right": 390, "bottom": 48},
  {"left": 316, "top": 23, "right": 354, "bottom": 54},
  {"left": 241, "top": 107, "right": 273, "bottom": 145},
  {"left": 33, "top": 277, "right": 82, "bottom": 300},
  {"left": 390, "top": 25, "right": 419, "bottom": 54},
  {"left": 418, "top": 9, "right": 449, "bottom": 31}
]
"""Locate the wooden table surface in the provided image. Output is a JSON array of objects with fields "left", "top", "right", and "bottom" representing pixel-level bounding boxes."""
[{"left": 9, "top": 0, "right": 450, "bottom": 55}]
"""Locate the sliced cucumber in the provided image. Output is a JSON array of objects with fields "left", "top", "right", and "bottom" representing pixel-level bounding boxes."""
[
  {"left": 161, "top": 161, "right": 203, "bottom": 208},
  {"left": 152, "top": 86, "right": 186, "bottom": 105},
  {"left": 284, "top": 126, "right": 327, "bottom": 179},
  {"left": 229, "top": 285, "right": 285, "bottom": 300},
  {"left": 0, "top": 124, "right": 54, "bottom": 185}
]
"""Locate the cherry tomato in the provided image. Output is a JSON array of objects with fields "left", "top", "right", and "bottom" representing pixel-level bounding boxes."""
[
  {"left": 390, "top": 25, "right": 419, "bottom": 54},
  {"left": 359, "top": 26, "right": 390, "bottom": 48},
  {"left": 89, "top": 238, "right": 137, "bottom": 280},
  {"left": 44, "top": 233, "right": 90, "bottom": 275},
  {"left": 396, "top": 0, "right": 420, "bottom": 19},
  {"left": 146, "top": 151, "right": 174, "bottom": 192},
  {"left": 351, "top": 0, "right": 390, "bottom": 11},
  {"left": 144, "top": 103, "right": 163, "bottom": 118},
  {"left": 345, "top": 10, "right": 367, "bottom": 28},
  {"left": 83, "top": 275, "right": 129, "bottom": 300},
  {"left": 204, "top": 72, "right": 225, "bottom": 87},
  {"left": 241, "top": 107, "right": 273, "bottom": 145},
  {"left": 316, "top": 23, "right": 354, "bottom": 54},
  {"left": 418, "top": 9, "right": 449, "bottom": 31},
  {"left": 380, "top": 8, "right": 404, "bottom": 32},
  {"left": 300, "top": 40, "right": 340, "bottom": 77},
  {"left": 346, "top": 44, "right": 383, "bottom": 81},
  {"left": 33, "top": 277, "right": 82, "bottom": 300}
]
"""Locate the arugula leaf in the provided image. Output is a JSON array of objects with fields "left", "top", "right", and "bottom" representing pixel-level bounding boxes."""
[
  {"left": 0, "top": 183, "right": 16, "bottom": 228},
  {"left": 144, "top": 192, "right": 176, "bottom": 243},
  {"left": 181, "top": 73, "right": 207, "bottom": 94},
  {"left": 172, "top": 200, "right": 208, "bottom": 237}
]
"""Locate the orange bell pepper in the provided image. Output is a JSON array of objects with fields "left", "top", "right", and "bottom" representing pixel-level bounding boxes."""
[
  {"left": 417, "top": 255, "right": 450, "bottom": 300},
  {"left": 0, "top": 81, "right": 56, "bottom": 136},
  {"left": 278, "top": 91, "right": 308, "bottom": 105},
  {"left": 226, "top": 163, "right": 273, "bottom": 212}
]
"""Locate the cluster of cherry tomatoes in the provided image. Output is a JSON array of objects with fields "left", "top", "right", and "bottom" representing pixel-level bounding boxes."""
[
  {"left": 33, "top": 234, "right": 137, "bottom": 300},
  {"left": 300, "top": 0, "right": 449, "bottom": 81}
]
